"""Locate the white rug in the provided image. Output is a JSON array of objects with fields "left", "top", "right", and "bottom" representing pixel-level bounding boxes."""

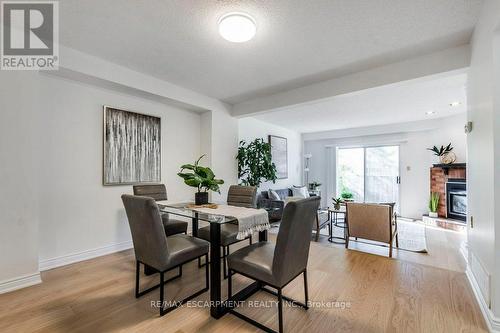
[
  {"left": 396, "top": 220, "right": 428, "bottom": 253},
  {"left": 331, "top": 219, "right": 428, "bottom": 253},
  {"left": 271, "top": 219, "right": 428, "bottom": 253}
]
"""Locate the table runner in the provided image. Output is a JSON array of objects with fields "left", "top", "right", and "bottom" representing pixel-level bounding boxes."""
[{"left": 192, "top": 204, "right": 270, "bottom": 240}]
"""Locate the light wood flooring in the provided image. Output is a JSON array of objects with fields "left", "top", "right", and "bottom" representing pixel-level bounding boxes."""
[{"left": 0, "top": 225, "right": 487, "bottom": 333}]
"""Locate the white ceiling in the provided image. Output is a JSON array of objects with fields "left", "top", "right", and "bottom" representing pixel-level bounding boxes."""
[
  {"left": 252, "top": 73, "right": 467, "bottom": 133},
  {"left": 60, "top": 0, "right": 482, "bottom": 104}
]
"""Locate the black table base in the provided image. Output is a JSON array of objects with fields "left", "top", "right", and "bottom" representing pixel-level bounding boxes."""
[
  {"left": 209, "top": 217, "right": 268, "bottom": 318},
  {"left": 328, "top": 210, "right": 348, "bottom": 244}
]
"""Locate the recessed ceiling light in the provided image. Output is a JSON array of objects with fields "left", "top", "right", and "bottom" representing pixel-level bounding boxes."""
[
  {"left": 426, "top": 110, "right": 436, "bottom": 115},
  {"left": 218, "top": 12, "right": 256, "bottom": 43},
  {"left": 449, "top": 101, "right": 461, "bottom": 107}
]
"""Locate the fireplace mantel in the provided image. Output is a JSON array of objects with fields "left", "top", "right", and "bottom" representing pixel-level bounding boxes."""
[{"left": 432, "top": 163, "right": 466, "bottom": 175}]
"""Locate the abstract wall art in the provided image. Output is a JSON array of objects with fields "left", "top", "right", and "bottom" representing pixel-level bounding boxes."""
[
  {"left": 268, "top": 135, "right": 288, "bottom": 179},
  {"left": 103, "top": 106, "right": 161, "bottom": 185}
]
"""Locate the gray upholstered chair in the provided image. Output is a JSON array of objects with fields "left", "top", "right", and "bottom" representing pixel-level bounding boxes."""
[
  {"left": 227, "top": 196, "right": 321, "bottom": 333},
  {"left": 121, "top": 195, "right": 209, "bottom": 316},
  {"left": 133, "top": 184, "right": 188, "bottom": 236},
  {"left": 197, "top": 185, "right": 257, "bottom": 278}
]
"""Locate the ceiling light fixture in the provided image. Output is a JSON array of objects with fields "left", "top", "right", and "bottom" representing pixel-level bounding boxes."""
[
  {"left": 218, "top": 12, "right": 256, "bottom": 43},
  {"left": 449, "top": 101, "right": 461, "bottom": 107},
  {"left": 426, "top": 110, "right": 436, "bottom": 115}
]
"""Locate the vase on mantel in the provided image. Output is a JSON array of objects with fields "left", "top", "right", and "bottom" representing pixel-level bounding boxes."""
[{"left": 429, "top": 212, "right": 438, "bottom": 218}]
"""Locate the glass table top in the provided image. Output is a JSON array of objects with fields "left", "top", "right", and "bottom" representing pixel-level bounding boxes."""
[{"left": 156, "top": 201, "right": 237, "bottom": 224}]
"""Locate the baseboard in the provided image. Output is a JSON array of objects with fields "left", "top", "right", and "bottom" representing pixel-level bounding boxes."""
[
  {"left": 39, "top": 240, "right": 133, "bottom": 271},
  {"left": 465, "top": 265, "right": 500, "bottom": 332},
  {"left": 0, "top": 272, "right": 42, "bottom": 294}
]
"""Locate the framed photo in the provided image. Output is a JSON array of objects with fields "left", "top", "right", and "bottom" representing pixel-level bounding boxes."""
[
  {"left": 268, "top": 135, "right": 288, "bottom": 179},
  {"left": 103, "top": 106, "right": 161, "bottom": 185}
]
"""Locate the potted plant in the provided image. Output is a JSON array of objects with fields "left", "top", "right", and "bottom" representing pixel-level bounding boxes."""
[
  {"left": 341, "top": 189, "right": 354, "bottom": 202},
  {"left": 309, "top": 181, "right": 322, "bottom": 191},
  {"left": 237, "top": 138, "right": 277, "bottom": 187},
  {"left": 332, "top": 197, "right": 343, "bottom": 210},
  {"left": 177, "top": 155, "right": 224, "bottom": 205},
  {"left": 429, "top": 192, "right": 440, "bottom": 218},
  {"left": 427, "top": 143, "right": 456, "bottom": 164}
]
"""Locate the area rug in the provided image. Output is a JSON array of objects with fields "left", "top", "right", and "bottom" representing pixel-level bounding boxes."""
[{"left": 270, "top": 218, "right": 428, "bottom": 253}]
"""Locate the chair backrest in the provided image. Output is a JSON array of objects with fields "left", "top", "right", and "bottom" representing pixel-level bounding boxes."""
[
  {"left": 227, "top": 185, "right": 257, "bottom": 208},
  {"left": 133, "top": 184, "right": 168, "bottom": 201},
  {"left": 346, "top": 202, "right": 392, "bottom": 243},
  {"left": 121, "top": 195, "right": 169, "bottom": 271},
  {"left": 273, "top": 196, "right": 320, "bottom": 285}
]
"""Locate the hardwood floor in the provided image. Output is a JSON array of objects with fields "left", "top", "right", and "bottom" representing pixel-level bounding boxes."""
[{"left": 0, "top": 226, "right": 487, "bottom": 333}]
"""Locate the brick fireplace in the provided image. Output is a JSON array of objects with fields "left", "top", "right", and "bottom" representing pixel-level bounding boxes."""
[{"left": 430, "top": 163, "right": 466, "bottom": 221}]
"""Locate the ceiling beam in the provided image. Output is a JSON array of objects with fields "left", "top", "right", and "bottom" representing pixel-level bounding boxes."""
[
  {"left": 51, "top": 46, "right": 232, "bottom": 114},
  {"left": 231, "top": 45, "right": 470, "bottom": 117}
]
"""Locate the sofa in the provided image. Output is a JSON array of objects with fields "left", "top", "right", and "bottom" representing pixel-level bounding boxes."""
[{"left": 257, "top": 188, "right": 292, "bottom": 222}]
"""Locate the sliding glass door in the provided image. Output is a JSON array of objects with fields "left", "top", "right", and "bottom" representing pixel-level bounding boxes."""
[{"left": 337, "top": 145, "right": 400, "bottom": 212}]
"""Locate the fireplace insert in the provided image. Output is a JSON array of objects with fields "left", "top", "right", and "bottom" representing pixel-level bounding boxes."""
[{"left": 446, "top": 179, "right": 466, "bottom": 222}]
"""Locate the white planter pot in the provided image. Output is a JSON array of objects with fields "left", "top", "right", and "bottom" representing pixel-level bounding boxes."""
[{"left": 429, "top": 212, "right": 438, "bottom": 218}]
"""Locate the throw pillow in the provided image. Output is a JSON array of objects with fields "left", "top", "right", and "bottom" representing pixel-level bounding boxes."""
[
  {"left": 268, "top": 189, "right": 281, "bottom": 201},
  {"left": 292, "top": 185, "right": 310, "bottom": 198}
]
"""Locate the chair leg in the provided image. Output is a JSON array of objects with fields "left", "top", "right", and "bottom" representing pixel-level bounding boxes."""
[
  {"left": 158, "top": 255, "right": 210, "bottom": 316},
  {"left": 205, "top": 254, "right": 209, "bottom": 290},
  {"left": 223, "top": 246, "right": 228, "bottom": 279},
  {"left": 249, "top": 236, "right": 252, "bottom": 245},
  {"left": 389, "top": 242, "right": 393, "bottom": 258},
  {"left": 345, "top": 238, "right": 349, "bottom": 249},
  {"left": 135, "top": 261, "right": 140, "bottom": 298},
  {"left": 278, "top": 289, "right": 284, "bottom": 333},
  {"left": 303, "top": 270, "right": 309, "bottom": 309},
  {"left": 159, "top": 272, "right": 165, "bottom": 316},
  {"left": 395, "top": 233, "right": 399, "bottom": 248},
  {"left": 228, "top": 269, "right": 233, "bottom": 299}
]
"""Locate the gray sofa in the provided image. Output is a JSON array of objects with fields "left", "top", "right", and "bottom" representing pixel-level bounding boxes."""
[{"left": 257, "top": 188, "right": 293, "bottom": 222}]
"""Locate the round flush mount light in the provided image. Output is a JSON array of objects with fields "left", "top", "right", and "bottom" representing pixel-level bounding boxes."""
[
  {"left": 218, "top": 12, "right": 256, "bottom": 43},
  {"left": 426, "top": 110, "right": 436, "bottom": 115}
]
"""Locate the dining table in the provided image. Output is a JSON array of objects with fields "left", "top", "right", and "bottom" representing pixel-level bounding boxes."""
[{"left": 156, "top": 201, "right": 269, "bottom": 319}]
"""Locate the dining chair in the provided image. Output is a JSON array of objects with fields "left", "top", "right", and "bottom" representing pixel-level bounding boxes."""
[
  {"left": 121, "top": 194, "right": 210, "bottom": 316},
  {"left": 197, "top": 185, "right": 257, "bottom": 278},
  {"left": 226, "top": 196, "right": 321, "bottom": 333},
  {"left": 345, "top": 202, "right": 398, "bottom": 257},
  {"left": 133, "top": 184, "right": 188, "bottom": 236}
]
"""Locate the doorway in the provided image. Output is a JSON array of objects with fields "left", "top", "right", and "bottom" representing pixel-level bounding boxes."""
[{"left": 336, "top": 145, "right": 400, "bottom": 213}]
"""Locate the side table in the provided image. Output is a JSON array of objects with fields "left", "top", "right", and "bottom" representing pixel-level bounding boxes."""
[{"left": 328, "top": 208, "right": 348, "bottom": 244}]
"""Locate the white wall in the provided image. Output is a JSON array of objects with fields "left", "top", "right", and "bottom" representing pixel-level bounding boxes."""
[
  {"left": 211, "top": 109, "right": 239, "bottom": 201},
  {"left": 238, "top": 117, "right": 302, "bottom": 192},
  {"left": 0, "top": 71, "right": 41, "bottom": 289},
  {"left": 36, "top": 74, "right": 201, "bottom": 263},
  {"left": 466, "top": 0, "right": 500, "bottom": 322},
  {"left": 0, "top": 46, "right": 241, "bottom": 292},
  {"left": 303, "top": 114, "right": 466, "bottom": 217}
]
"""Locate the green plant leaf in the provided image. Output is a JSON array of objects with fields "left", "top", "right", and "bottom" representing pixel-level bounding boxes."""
[
  {"left": 177, "top": 155, "right": 224, "bottom": 193},
  {"left": 237, "top": 138, "right": 277, "bottom": 187},
  {"left": 179, "top": 164, "right": 195, "bottom": 170}
]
